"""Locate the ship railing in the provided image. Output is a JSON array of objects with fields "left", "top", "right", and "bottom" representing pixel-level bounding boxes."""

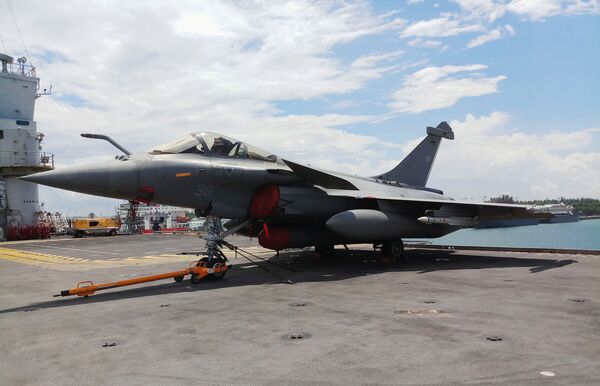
[
  {"left": 0, "top": 151, "right": 54, "bottom": 168},
  {"left": 0, "top": 61, "right": 36, "bottom": 77}
]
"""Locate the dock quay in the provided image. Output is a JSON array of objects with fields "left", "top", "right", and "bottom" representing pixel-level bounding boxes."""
[{"left": 1, "top": 233, "right": 599, "bottom": 385}]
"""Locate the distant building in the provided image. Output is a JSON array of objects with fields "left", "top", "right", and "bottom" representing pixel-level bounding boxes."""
[{"left": 117, "top": 202, "right": 190, "bottom": 232}]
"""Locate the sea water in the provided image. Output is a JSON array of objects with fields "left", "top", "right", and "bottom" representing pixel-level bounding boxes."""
[{"left": 411, "top": 219, "right": 600, "bottom": 251}]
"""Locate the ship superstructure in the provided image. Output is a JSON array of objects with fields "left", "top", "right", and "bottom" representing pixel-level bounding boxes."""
[
  {"left": 0, "top": 52, "right": 54, "bottom": 235},
  {"left": 530, "top": 203, "right": 579, "bottom": 224}
]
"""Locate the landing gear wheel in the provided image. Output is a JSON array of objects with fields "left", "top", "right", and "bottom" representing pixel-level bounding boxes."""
[
  {"left": 382, "top": 240, "right": 405, "bottom": 263},
  {"left": 199, "top": 257, "right": 227, "bottom": 281},
  {"left": 209, "top": 262, "right": 227, "bottom": 281},
  {"left": 190, "top": 273, "right": 203, "bottom": 284},
  {"left": 173, "top": 275, "right": 184, "bottom": 283}
]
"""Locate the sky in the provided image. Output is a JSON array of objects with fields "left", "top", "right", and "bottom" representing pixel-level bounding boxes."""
[{"left": 0, "top": 0, "right": 599, "bottom": 216}]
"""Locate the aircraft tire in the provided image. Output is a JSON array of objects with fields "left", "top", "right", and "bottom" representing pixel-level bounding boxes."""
[
  {"left": 174, "top": 275, "right": 184, "bottom": 283},
  {"left": 382, "top": 240, "right": 405, "bottom": 262},
  {"left": 208, "top": 263, "right": 227, "bottom": 281},
  {"left": 190, "top": 273, "right": 203, "bottom": 284}
]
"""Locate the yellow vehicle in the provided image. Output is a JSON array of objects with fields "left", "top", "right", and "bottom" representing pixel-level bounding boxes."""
[{"left": 71, "top": 217, "right": 120, "bottom": 238}]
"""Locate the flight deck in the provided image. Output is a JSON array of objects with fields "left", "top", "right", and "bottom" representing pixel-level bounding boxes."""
[{"left": 1, "top": 234, "right": 599, "bottom": 385}]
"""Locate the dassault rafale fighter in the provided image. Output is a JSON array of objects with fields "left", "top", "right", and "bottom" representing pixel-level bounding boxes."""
[{"left": 22, "top": 122, "right": 534, "bottom": 269}]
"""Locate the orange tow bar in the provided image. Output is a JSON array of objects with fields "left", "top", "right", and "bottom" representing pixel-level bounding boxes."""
[{"left": 54, "top": 261, "right": 230, "bottom": 297}]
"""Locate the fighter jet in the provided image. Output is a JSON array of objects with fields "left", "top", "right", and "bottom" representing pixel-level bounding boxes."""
[{"left": 21, "top": 122, "right": 535, "bottom": 266}]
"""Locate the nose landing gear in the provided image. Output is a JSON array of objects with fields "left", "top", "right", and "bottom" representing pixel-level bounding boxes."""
[{"left": 177, "top": 215, "right": 252, "bottom": 283}]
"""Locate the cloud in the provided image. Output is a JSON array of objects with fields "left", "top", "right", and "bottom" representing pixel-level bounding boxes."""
[
  {"left": 506, "top": 0, "right": 563, "bottom": 21},
  {"left": 173, "top": 10, "right": 238, "bottom": 37},
  {"left": 450, "top": 110, "right": 511, "bottom": 136},
  {"left": 399, "top": 0, "right": 600, "bottom": 53},
  {"left": 408, "top": 38, "right": 445, "bottom": 48},
  {"left": 10, "top": 1, "right": 403, "bottom": 121},
  {"left": 453, "top": 0, "right": 600, "bottom": 23},
  {"left": 453, "top": 0, "right": 507, "bottom": 22},
  {"left": 401, "top": 15, "right": 484, "bottom": 38},
  {"left": 428, "top": 112, "right": 600, "bottom": 199},
  {"left": 564, "top": 0, "right": 600, "bottom": 15},
  {"left": 467, "top": 24, "right": 515, "bottom": 47},
  {"left": 402, "top": 1, "right": 599, "bottom": 49},
  {"left": 389, "top": 65, "right": 507, "bottom": 113}
]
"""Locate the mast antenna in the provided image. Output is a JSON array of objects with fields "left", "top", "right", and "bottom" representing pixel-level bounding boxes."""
[{"left": 6, "top": 0, "right": 31, "bottom": 63}]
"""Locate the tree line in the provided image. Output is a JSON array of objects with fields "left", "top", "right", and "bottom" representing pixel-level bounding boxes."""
[{"left": 487, "top": 195, "right": 600, "bottom": 216}]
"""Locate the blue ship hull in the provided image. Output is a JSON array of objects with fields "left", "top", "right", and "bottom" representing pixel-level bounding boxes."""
[
  {"left": 477, "top": 218, "right": 540, "bottom": 229},
  {"left": 540, "top": 214, "right": 579, "bottom": 224}
]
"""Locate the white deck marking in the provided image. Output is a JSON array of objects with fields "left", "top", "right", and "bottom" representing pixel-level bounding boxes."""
[{"left": 39, "top": 245, "right": 121, "bottom": 255}]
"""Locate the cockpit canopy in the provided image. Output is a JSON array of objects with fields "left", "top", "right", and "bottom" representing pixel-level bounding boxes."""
[{"left": 149, "top": 132, "right": 278, "bottom": 162}]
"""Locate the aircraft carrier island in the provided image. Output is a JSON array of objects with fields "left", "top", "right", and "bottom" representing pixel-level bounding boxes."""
[
  {"left": 1, "top": 233, "right": 599, "bottom": 385},
  {"left": 0, "top": 52, "right": 54, "bottom": 238}
]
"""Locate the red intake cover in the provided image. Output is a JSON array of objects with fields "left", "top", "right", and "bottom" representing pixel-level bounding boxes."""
[
  {"left": 258, "top": 227, "right": 289, "bottom": 250},
  {"left": 249, "top": 185, "right": 280, "bottom": 218},
  {"left": 136, "top": 186, "right": 155, "bottom": 204}
]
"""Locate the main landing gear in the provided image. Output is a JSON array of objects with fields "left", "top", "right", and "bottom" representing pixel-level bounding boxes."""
[{"left": 380, "top": 239, "right": 406, "bottom": 263}]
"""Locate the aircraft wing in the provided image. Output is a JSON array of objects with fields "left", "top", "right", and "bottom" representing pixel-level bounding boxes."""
[
  {"left": 313, "top": 187, "right": 524, "bottom": 208},
  {"left": 282, "top": 159, "right": 359, "bottom": 190},
  {"left": 317, "top": 188, "right": 537, "bottom": 227},
  {"left": 282, "top": 159, "right": 539, "bottom": 227}
]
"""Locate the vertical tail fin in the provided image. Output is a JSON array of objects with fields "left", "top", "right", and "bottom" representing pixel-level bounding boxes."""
[{"left": 375, "top": 122, "right": 454, "bottom": 187}]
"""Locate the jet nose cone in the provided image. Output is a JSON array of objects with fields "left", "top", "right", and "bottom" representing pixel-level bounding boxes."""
[
  {"left": 20, "top": 165, "right": 110, "bottom": 194},
  {"left": 20, "top": 160, "right": 139, "bottom": 199}
]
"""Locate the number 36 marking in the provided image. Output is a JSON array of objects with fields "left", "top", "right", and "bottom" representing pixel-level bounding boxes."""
[{"left": 194, "top": 184, "right": 214, "bottom": 198}]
